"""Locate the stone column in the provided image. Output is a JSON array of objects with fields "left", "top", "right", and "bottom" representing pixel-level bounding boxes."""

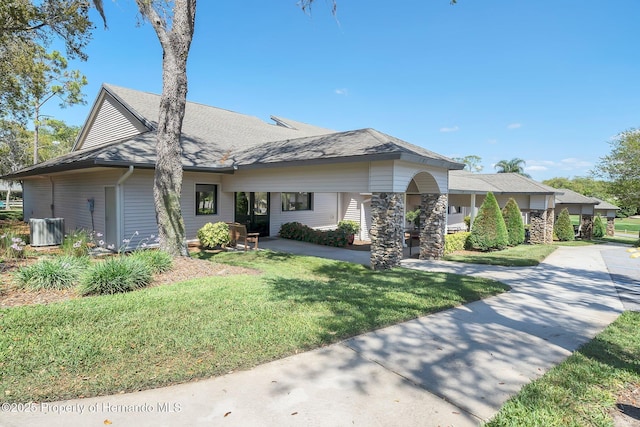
[
  {"left": 529, "top": 210, "right": 547, "bottom": 244},
  {"left": 419, "top": 193, "right": 448, "bottom": 260},
  {"left": 545, "top": 208, "right": 555, "bottom": 244},
  {"left": 606, "top": 218, "right": 615, "bottom": 237},
  {"left": 581, "top": 215, "right": 593, "bottom": 240},
  {"left": 369, "top": 192, "right": 405, "bottom": 270}
]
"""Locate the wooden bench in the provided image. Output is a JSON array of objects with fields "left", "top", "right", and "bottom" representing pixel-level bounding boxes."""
[{"left": 227, "top": 222, "right": 260, "bottom": 251}]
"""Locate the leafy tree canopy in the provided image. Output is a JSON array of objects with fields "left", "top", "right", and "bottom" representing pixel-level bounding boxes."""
[
  {"left": 452, "top": 155, "right": 483, "bottom": 173},
  {"left": 593, "top": 129, "right": 640, "bottom": 215},
  {"left": 494, "top": 158, "right": 531, "bottom": 178}
]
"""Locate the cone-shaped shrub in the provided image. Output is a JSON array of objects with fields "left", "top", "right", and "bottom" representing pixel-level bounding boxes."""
[
  {"left": 501, "top": 198, "right": 525, "bottom": 246},
  {"left": 466, "top": 192, "right": 509, "bottom": 251},
  {"left": 593, "top": 214, "right": 606, "bottom": 238},
  {"left": 554, "top": 208, "right": 575, "bottom": 241}
]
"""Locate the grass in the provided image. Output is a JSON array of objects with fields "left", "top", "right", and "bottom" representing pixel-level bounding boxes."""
[
  {"left": 487, "top": 311, "right": 640, "bottom": 426},
  {"left": 615, "top": 217, "right": 640, "bottom": 233},
  {"left": 0, "top": 250, "right": 508, "bottom": 403},
  {"left": 443, "top": 244, "right": 558, "bottom": 266}
]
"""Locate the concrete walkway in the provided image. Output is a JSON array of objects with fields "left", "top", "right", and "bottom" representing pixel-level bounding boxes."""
[{"left": 1, "top": 244, "right": 632, "bottom": 427}]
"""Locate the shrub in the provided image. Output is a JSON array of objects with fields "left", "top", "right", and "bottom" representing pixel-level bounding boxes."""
[
  {"left": 61, "top": 229, "right": 92, "bottom": 257},
  {"left": 466, "top": 192, "right": 509, "bottom": 251},
  {"left": 337, "top": 220, "right": 360, "bottom": 235},
  {"left": 406, "top": 209, "right": 421, "bottom": 229},
  {"left": 464, "top": 216, "right": 471, "bottom": 231},
  {"left": 280, "top": 222, "right": 348, "bottom": 247},
  {"left": 502, "top": 198, "right": 525, "bottom": 246},
  {"left": 554, "top": 208, "right": 575, "bottom": 241},
  {"left": 593, "top": 215, "right": 606, "bottom": 238},
  {"left": 445, "top": 232, "right": 470, "bottom": 255},
  {"left": 16, "top": 256, "right": 89, "bottom": 290},
  {"left": 0, "top": 226, "right": 28, "bottom": 260},
  {"left": 79, "top": 256, "right": 152, "bottom": 296},
  {"left": 197, "top": 222, "right": 230, "bottom": 249},
  {"left": 129, "top": 249, "right": 173, "bottom": 274}
]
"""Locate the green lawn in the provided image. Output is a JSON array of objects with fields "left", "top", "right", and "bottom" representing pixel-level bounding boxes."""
[
  {"left": 0, "top": 210, "right": 23, "bottom": 221},
  {"left": 487, "top": 311, "right": 640, "bottom": 426},
  {"left": 0, "top": 250, "right": 508, "bottom": 403},
  {"left": 444, "top": 244, "right": 558, "bottom": 266},
  {"left": 615, "top": 217, "right": 640, "bottom": 233}
]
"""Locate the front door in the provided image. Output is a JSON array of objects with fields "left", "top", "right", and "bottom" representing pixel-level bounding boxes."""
[{"left": 235, "top": 192, "right": 270, "bottom": 236}]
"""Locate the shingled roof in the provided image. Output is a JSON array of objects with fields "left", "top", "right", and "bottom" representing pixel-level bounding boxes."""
[
  {"left": 449, "top": 170, "right": 560, "bottom": 195},
  {"left": 4, "top": 84, "right": 462, "bottom": 179}
]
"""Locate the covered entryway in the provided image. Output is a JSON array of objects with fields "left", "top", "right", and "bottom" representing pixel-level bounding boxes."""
[{"left": 235, "top": 192, "right": 270, "bottom": 236}]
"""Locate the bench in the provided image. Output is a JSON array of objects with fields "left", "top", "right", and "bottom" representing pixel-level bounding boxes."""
[{"left": 227, "top": 222, "right": 260, "bottom": 251}]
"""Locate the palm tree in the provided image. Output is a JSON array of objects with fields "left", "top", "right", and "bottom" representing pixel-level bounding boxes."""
[{"left": 494, "top": 158, "right": 531, "bottom": 178}]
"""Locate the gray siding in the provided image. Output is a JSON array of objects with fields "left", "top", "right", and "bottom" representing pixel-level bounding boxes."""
[
  {"left": 270, "top": 192, "right": 338, "bottom": 236},
  {"left": 80, "top": 94, "right": 147, "bottom": 150},
  {"left": 223, "top": 163, "right": 370, "bottom": 193},
  {"left": 23, "top": 178, "right": 53, "bottom": 221}
]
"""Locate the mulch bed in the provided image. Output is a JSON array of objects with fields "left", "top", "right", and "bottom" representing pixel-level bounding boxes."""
[
  {"left": 611, "top": 383, "right": 640, "bottom": 426},
  {"left": 1, "top": 250, "right": 259, "bottom": 309}
]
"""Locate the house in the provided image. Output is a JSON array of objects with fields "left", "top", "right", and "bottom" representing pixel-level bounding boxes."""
[
  {"left": 2, "top": 84, "right": 464, "bottom": 269},
  {"left": 446, "top": 170, "right": 561, "bottom": 243},
  {"left": 555, "top": 188, "right": 620, "bottom": 237}
]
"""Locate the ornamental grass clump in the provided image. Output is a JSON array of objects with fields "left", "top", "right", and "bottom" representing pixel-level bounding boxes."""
[
  {"left": 16, "top": 256, "right": 90, "bottom": 290},
  {"left": 80, "top": 256, "right": 152, "bottom": 296},
  {"left": 466, "top": 192, "right": 509, "bottom": 251},
  {"left": 502, "top": 198, "right": 525, "bottom": 246},
  {"left": 129, "top": 249, "right": 173, "bottom": 274},
  {"left": 554, "top": 208, "right": 575, "bottom": 241}
]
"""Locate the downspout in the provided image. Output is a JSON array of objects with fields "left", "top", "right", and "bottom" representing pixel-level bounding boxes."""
[
  {"left": 116, "top": 166, "right": 135, "bottom": 246},
  {"left": 49, "top": 176, "right": 55, "bottom": 217}
]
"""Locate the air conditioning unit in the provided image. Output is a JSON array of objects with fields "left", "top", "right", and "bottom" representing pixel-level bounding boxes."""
[{"left": 29, "top": 218, "right": 65, "bottom": 247}]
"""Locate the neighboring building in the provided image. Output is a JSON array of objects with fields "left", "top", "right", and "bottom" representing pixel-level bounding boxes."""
[
  {"left": 446, "top": 170, "right": 561, "bottom": 244},
  {"left": 2, "top": 84, "right": 464, "bottom": 269}
]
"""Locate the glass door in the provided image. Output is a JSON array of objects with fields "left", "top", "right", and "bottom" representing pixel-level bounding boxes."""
[{"left": 234, "top": 192, "right": 270, "bottom": 236}]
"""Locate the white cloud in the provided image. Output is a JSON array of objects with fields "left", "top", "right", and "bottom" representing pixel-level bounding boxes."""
[
  {"left": 334, "top": 88, "right": 348, "bottom": 95},
  {"left": 525, "top": 158, "right": 592, "bottom": 173},
  {"left": 440, "top": 126, "right": 459, "bottom": 133},
  {"left": 507, "top": 123, "right": 522, "bottom": 130}
]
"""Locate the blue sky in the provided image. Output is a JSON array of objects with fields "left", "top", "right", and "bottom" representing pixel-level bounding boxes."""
[{"left": 49, "top": 0, "right": 640, "bottom": 181}]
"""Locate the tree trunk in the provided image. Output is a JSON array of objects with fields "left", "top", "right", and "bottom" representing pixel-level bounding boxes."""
[{"left": 141, "top": 0, "right": 196, "bottom": 257}]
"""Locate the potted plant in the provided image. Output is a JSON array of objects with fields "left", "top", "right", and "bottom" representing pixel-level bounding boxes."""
[
  {"left": 337, "top": 220, "right": 360, "bottom": 245},
  {"left": 406, "top": 208, "right": 421, "bottom": 230}
]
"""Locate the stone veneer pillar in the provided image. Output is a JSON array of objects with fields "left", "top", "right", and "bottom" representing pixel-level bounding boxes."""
[
  {"left": 545, "top": 208, "right": 555, "bottom": 244},
  {"left": 419, "top": 193, "right": 448, "bottom": 260},
  {"left": 369, "top": 192, "right": 405, "bottom": 270},
  {"left": 529, "top": 210, "right": 548, "bottom": 244},
  {"left": 606, "top": 218, "right": 615, "bottom": 237},
  {"left": 581, "top": 215, "right": 593, "bottom": 240}
]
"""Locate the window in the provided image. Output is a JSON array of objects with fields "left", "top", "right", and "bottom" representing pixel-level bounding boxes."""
[
  {"left": 281, "top": 192, "right": 313, "bottom": 211},
  {"left": 196, "top": 184, "right": 217, "bottom": 215}
]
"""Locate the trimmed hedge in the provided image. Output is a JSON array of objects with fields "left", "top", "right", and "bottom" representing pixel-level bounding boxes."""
[
  {"left": 445, "top": 232, "right": 470, "bottom": 255},
  {"left": 466, "top": 192, "right": 509, "bottom": 251},
  {"left": 280, "top": 222, "right": 348, "bottom": 247},
  {"left": 554, "top": 208, "right": 575, "bottom": 241},
  {"left": 502, "top": 198, "right": 525, "bottom": 246}
]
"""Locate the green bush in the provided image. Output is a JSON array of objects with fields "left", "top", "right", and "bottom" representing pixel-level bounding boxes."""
[
  {"left": 554, "top": 208, "right": 575, "bottom": 241},
  {"left": 79, "top": 256, "right": 152, "bottom": 296},
  {"left": 466, "top": 192, "right": 509, "bottom": 251},
  {"left": 445, "top": 232, "right": 470, "bottom": 254},
  {"left": 593, "top": 215, "right": 606, "bottom": 238},
  {"left": 129, "top": 249, "right": 173, "bottom": 274},
  {"left": 280, "top": 222, "right": 348, "bottom": 247},
  {"left": 16, "top": 256, "right": 89, "bottom": 290},
  {"left": 502, "top": 198, "right": 525, "bottom": 246},
  {"left": 197, "top": 222, "right": 230, "bottom": 249},
  {"left": 464, "top": 215, "right": 471, "bottom": 231},
  {"left": 406, "top": 209, "right": 421, "bottom": 229},
  {"left": 337, "top": 220, "right": 360, "bottom": 235}
]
